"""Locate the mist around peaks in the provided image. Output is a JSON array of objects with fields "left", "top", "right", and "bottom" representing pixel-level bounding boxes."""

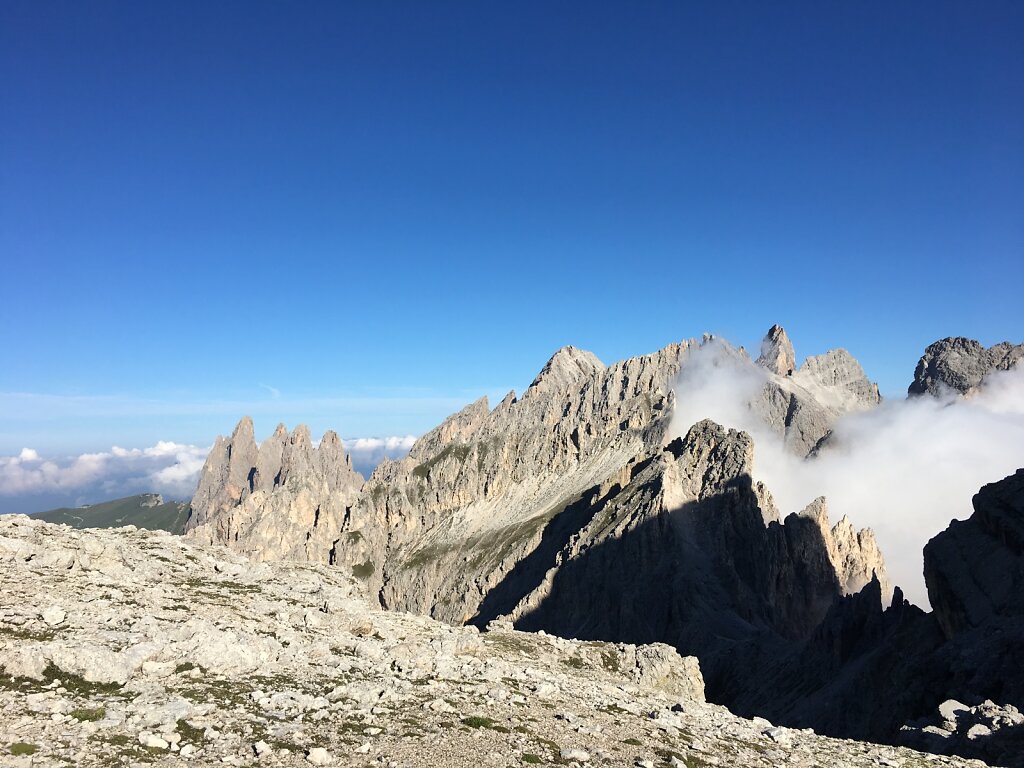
[{"left": 669, "top": 340, "right": 1024, "bottom": 608}]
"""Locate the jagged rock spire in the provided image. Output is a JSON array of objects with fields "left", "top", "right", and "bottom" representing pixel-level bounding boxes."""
[
  {"left": 756, "top": 324, "right": 797, "bottom": 376},
  {"left": 185, "top": 418, "right": 363, "bottom": 560}
]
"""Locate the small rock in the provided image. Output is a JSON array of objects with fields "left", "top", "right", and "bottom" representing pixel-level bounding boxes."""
[
  {"left": 253, "top": 740, "right": 271, "bottom": 756},
  {"left": 41, "top": 606, "right": 65, "bottom": 626},
  {"left": 938, "top": 699, "right": 968, "bottom": 722},
  {"left": 355, "top": 742, "right": 371, "bottom": 754},
  {"left": 560, "top": 748, "right": 590, "bottom": 762},
  {"left": 965, "top": 723, "right": 992, "bottom": 740},
  {"left": 139, "top": 733, "right": 170, "bottom": 750},
  {"left": 306, "top": 747, "right": 332, "bottom": 765}
]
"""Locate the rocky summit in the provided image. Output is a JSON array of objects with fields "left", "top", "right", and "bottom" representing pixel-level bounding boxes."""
[{"left": 908, "top": 337, "right": 1024, "bottom": 397}]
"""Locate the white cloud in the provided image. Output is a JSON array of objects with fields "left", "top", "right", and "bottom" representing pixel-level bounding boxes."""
[
  {"left": 259, "top": 384, "right": 281, "bottom": 399},
  {"left": 0, "top": 441, "right": 210, "bottom": 503},
  {"left": 0, "top": 433, "right": 420, "bottom": 513},
  {"left": 342, "top": 435, "right": 417, "bottom": 477},
  {"left": 669, "top": 343, "right": 1024, "bottom": 608}
]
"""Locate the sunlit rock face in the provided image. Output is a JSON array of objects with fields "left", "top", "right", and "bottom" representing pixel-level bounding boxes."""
[
  {"left": 909, "top": 336, "right": 1024, "bottom": 396},
  {"left": 185, "top": 422, "right": 363, "bottom": 563}
]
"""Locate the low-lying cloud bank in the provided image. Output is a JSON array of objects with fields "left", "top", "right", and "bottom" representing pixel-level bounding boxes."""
[
  {"left": 670, "top": 342, "right": 1024, "bottom": 608},
  {"left": 0, "top": 434, "right": 418, "bottom": 515},
  {"left": 342, "top": 436, "right": 417, "bottom": 478},
  {"left": 0, "top": 442, "right": 209, "bottom": 513}
]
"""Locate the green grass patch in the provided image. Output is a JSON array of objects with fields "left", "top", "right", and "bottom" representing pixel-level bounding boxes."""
[
  {"left": 522, "top": 755, "right": 543, "bottom": 764},
  {"left": 352, "top": 560, "right": 375, "bottom": 580},
  {"left": 70, "top": 707, "right": 106, "bottom": 721},
  {"left": 176, "top": 718, "right": 205, "bottom": 743},
  {"left": 0, "top": 623, "right": 57, "bottom": 641},
  {"left": 412, "top": 444, "right": 471, "bottom": 479},
  {"left": 9, "top": 743, "right": 39, "bottom": 756},
  {"left": 461, "top": 716, "right": 498, "bottom": 729}
]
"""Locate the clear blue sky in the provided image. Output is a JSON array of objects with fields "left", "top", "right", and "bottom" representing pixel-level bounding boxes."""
[{"left": 2, "top": 1, "right": 1022, "bottom": 456}]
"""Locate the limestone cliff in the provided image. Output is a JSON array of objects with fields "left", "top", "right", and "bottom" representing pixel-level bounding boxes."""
[
  {"left": 752, "top": 344, "right": 881, "bottom": 456},
  {"left": 185, "top": 424, "right": 363, "bottom": 562}
]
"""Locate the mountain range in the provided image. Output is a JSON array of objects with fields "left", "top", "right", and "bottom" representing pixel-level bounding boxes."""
[{"left": 180, "top": 327, "right": 1024, "bottom": 766}]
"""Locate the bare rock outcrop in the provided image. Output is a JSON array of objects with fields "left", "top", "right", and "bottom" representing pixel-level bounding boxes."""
[
  {"left": 901, "top": 699, "right": 1024, "bottom": 768},
  {"left": 909, "top": 336, "right": 1024, "bottom": 396},
  {"left": 187, "top": 416, "right": 259, "bottom": 530},
  {"left": 177, "top": 328, "right": 897, "bottom": 754},
  {"left": 185, "top": 422, "right": 363, "bottom": 562},
  {"left": 925, "top": 468, "right": 1024, "bottom": 639},
  {"left": 751, "top": 334, "right": 881, "bottom": 456},
  {"left": 756, "top": 324, "right": 796, "bottom": 375}
]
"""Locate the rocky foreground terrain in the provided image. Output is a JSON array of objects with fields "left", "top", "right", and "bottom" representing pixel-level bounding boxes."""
[{"left": 0, "top": 515, "right": 985, "bottom": 768}]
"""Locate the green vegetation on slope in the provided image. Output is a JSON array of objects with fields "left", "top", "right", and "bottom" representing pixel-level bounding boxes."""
[{"left": 32, "top": 494, "right": 191, "bottom": 534}]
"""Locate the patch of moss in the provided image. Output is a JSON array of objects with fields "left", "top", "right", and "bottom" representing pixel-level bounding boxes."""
[
  {"left": 35, "top": 664, "right": 125, "bottom": 697},
  {"left": 176, "top": 718, "right": 205, "bottom": 743},
  {"left": 522, "top": 755, "right": 543, "bottom": 764},
  {"left": 0, "top": 623, "right": 57, "bottom": 641},
  {"left": 461, "top": 715, "right": 498, "bottom": 729},
  {"left": 412, "top": 443, "right": 471, "bottom": 480},
  {"left": 403, "top": 543, "right": 448, "bottom": 570},
  {"left": 70, "top": 707, "right": 106, "bottom": 721},
  {"left": 622, "top": 738, "right": 642, "bottom": 746},
  {"left": 9, "top": 743, "right": 38, "bottom": 756},
  {"left": 352, "top": 560, "right": 375, "bottom": 580},
  {"left": 482, "top": 633, "right": 536, "bottom": 657},
  {"left": 599, "top": 651, "right": 621, "bottom": 673},
  {"left": 534, "top": 737, "right": 562, "bottom": 760}
]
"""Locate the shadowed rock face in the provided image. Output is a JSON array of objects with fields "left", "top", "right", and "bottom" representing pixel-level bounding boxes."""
[
  {"left": 491, "top": 420, "right": 887, "bottom": 704},
  {"left": 725, "top": 467, "right": 1024, "bottom": 763},
  {"left": 925, "top": 468, "right": 1024, "bottom": 639},
  {"left": 909, "top": 336, "right": 1024, "bottom": 396}
]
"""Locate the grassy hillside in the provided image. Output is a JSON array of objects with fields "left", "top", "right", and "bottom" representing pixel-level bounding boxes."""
[{"left": 32, "top": 494, "right": 191, "bottom": 534}]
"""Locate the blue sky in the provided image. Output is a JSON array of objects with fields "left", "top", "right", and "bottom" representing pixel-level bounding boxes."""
[{"left": 1, "top": 2, "right": 1022, "bottom": 509}]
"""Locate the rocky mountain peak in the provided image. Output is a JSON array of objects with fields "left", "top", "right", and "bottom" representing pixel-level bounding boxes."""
[
  {"left": 756, "top": 324, "right": 796, "bottom": 376},
  {"left": 525, "top": 345, "right": 605, "bottom": 397},
  {"left": 909, "top": 336, "right": 1024, "bottom": 396},
  {"left": 185, "top": 418, "right": 363, "bottom": 560}
]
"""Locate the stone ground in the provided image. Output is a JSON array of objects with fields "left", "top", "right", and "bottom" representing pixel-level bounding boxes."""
[{"left": 0, "top": 516, "right": 988, "bottom": 768}]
